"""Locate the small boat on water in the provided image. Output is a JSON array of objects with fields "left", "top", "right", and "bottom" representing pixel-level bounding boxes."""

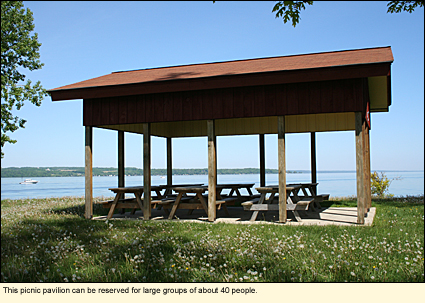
[{"left": 19, "top": 179, "right": 39, "bottom": 184}]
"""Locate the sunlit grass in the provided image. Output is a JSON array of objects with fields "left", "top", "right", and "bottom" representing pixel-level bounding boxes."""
[{"left": 1, "top": 195, "right": 423, "bottom": 282}]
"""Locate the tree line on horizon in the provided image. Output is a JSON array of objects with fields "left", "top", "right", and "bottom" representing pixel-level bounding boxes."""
[{"left": 1, "top": 167, "right": 304, "bottom": 178}]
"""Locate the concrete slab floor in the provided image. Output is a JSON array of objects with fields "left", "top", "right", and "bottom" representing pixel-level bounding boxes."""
[{"left": 93, "top": 206, "right": 376, "bottom": 226}]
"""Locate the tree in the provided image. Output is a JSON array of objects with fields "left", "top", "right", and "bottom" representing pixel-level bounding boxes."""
[
  {"left": 1, "top": 1, "right": 48, "bottom": 158},
  {"left": 272, "top": 1, "right": 313, "bottom": 27},
  {"left": 386, "top": 1, "right": 425, "bottom": 13},
  {"left": 271, "top": 1, "right": 424, "bottom": 27},
  {"left": 370, "top": 171, "right": 402, "bottom": 198}
]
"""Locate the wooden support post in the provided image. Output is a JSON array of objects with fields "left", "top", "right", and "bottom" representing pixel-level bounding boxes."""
[
  {"left": 214, "top": 135, "right": 218, "bottom": 186},
  {"left": 278, "top": 116, "right": 287, "bottom": 223},
  {"left": 118, "top": 131, "right": 124, "bottom": 188},
  {"left": 365, "top": 127, "right": 372, "bottom": 211},
  {"left": 143, "top": 123, "right": 151, "bottom": 220},
  {"left": 259, "top": 134, "right": 266, "bottom": 187},
  {"left": 167, "top": 137, "right": 172, "bottom": 186},
  {"left": 207, "top": 120, "right": 217, "bottom": 222},
  {"left": 355, "top": 112, "right": 366, "bottom": 224},
  {"left": 85, "top": 126, "right": 93, "bottom": 219},
  {"left": 310, "top": 132, "right": 317, "bottom": 193}
]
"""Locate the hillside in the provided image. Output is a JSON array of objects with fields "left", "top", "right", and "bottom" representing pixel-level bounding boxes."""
[{"left": 1, "top": 167, "right": 303, "bottom": 178}]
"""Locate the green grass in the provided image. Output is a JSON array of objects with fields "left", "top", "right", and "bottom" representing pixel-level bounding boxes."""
[{"left": 1, "top": 195, "right": 424, "bottom": 282}]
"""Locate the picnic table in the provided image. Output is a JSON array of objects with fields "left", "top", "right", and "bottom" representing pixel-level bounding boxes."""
[
  {"left": 286, "top": 183, "right": 330, "bottom": 211},
  {"left": 241, "top": 185, "right": 315, "bottom": 222},
  {"left": 101, "top": 185, "right": 167, "bottom": 219},
  {"left": 165, "top": 186, "right": 233, "bottom": 219},
  {"left": 216, "top": 183, "right": 256, "bottom": 203},
  {"left": 158, "top": 183, "right": 204, "bottom": 197}
]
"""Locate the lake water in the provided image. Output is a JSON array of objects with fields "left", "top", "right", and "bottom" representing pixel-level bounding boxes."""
[{"left": 1, "top": 171, "right": 423, "bottom": 200}]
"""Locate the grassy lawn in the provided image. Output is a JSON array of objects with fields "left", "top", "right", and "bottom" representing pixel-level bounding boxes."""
[{"left": 1, "top": 195, "right": 423, "bottom": 282}]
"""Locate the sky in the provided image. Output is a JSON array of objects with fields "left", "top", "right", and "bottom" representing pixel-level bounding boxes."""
[{"left": 1, "top": 1, "right": 424, "bottom": 171}]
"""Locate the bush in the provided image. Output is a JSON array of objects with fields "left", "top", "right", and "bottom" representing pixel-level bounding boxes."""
[{"left": 371, "top": 171, "right": 399, "bottom": 198}]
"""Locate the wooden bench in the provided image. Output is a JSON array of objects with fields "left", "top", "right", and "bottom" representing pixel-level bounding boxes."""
[
  {"left": 218, "top": 196, "right": 239, "bottom": 206},
  {"left": 100, "top": 196, "right": 166, "bottom": 208},
  {"left": 162, "top": 198, "right": 226, "bottom": 209},
  {"left": 241, "top": 197, "right": 314, "bottom": 221},
  {"left": 288, "top": 193, "right": 330, "bottom": 211},
  {"left": 240, "top": 197, "right": 260, "bottom": 206},
  {"left": 241, "top": 201, "right": 311, "bottom": 211},
  {"left": 316, "top": 194, "right": 330, "bottom": 200},
  {"left": 201, "top": 194, "right": 239, "bottom": 206},
  {"left": 99, "top": 198, "right": 143, "bottom": 217},
  {"left": 164, "top": 198, "right": 231, "bottom": 217},
  {"left": 151, "top": 196, "right": 191, "bottom": 207},
  {"left": 303, "top": 194, "right": 329, "bottom": 210},
  {"left": 167, "top": 199, "right": 231, "bottom": 217},
  {"left": 100, "top": 198, "right": 138, "bottom": 209}
]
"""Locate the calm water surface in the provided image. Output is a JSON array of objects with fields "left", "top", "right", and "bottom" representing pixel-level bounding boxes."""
[{"left": 1, "top": 171, "right": 423, "bottom": 200}]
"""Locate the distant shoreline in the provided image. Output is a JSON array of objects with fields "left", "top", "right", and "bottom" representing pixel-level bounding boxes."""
[
  {"left": 1, "top": 167, "right": 423, "bottom": 178},
  {"left": 1, "top": 167, "right": 294, "bottom": 178}
]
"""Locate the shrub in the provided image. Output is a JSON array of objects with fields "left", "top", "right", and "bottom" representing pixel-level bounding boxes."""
[{"left": 371, "top": 171, "right": 399, "bottom": 198}]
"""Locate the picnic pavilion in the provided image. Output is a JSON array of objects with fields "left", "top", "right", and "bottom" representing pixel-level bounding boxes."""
[{"left": 48, "top": 46, "right": 394, "bottom": 224}]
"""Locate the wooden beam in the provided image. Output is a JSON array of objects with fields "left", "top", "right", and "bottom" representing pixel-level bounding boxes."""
[
  {"left": 259, "top": 134, "right": 266, "bottom": 187},
  {"left": 207, "top": 120, "right": 217, "bottom": 222},
  {"left": 143, "top": 123, "right": 151, "bottom": 220},
  {"left": 310, "top": 132, "right": 317, "bottom": 193},
  {"left": 278, "top": 116, "right": 287, "bottom": 223},
  {"left": 118, "top": 131, "right": 124, "bottom": 187},
  {"left": 355, "top": 112, "right": 365, "bottom": 224},
  {"left": 85, "top": 126, "right": 93, "bottom": 219},
  {"left": 167, "top": 137, "right": 172, "bottom": 186}
]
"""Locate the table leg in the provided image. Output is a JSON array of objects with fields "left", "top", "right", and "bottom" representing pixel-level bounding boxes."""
[
  {"left": 250, "top": 192, "right": 275, "bottom": 221},
  {"left": 168, "top": 192, "right": 184, "bottom": 219},
  {"left": 196, "top": 192, "right": 209, "bottom": 214},
  {"left": 163, "top": 188, "right": 172, "bottom": 197},
  {"left": 187, "top": 192, "right": 209, "bottom": 216},
  {"left": 107, "top": 193, "right": 122, "bottom": 219},
  {"left": 219, "top": 192, "right": 230, "bottom": 216},
  {"left": 131, "top": 193, "right": 144, "bottom": 215},
  {"left": 287, "top": 194, "right": 303, "bottom": 222},
  {"left": 155, "top": 189, "right": 164, "bottom": 199},
  {"left": 246, "top": 187, "right": 253, "bottom": 196},
  {"left": 309, "top": 185, "right": 317, "bottom": 196},
  {"left": 304, "top": 186, "right": 317, "bottom": 212},
  {"left": 119, "top": 193, "right": 126, "bottom": 215},
  {"left": 235, "top": 189, "right": 242, "bottom": 199},
  {"left": 303, "top": 185, "right": 319, "bottom": 210}
]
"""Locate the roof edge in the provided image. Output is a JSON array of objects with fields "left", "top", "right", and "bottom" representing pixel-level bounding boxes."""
[{"left": 111, "top": 46, "right": 393, "bottom": 75}]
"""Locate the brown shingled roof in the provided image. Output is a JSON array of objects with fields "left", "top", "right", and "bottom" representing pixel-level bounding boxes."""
[{"left": 49, "top": 46, "right": 393, "bottom": 92}]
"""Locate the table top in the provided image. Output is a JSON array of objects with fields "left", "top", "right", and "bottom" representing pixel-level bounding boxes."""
[
  {"left": 217, "top": 183, "right": 255, "bottom": 188},
  {"left": 287, "top": 182, "right": 318, "bottom": 187},
  {"left": 108, "top": 183, "right": 256, "bottom": 194},
  {"left": 172, "top": 186, "right": 207, "bottom": 193},
  {"left": 213, "top": 183, "right": 255, "bottom": 191},
  {"left": 256, "top": 184, "right": 302, "bottom": 192},
  {"left": 159, "top": 183, "right": 204, "bottom": 189},
  {"left": 108, "top": 185, "right": 163, "bottom": 193}
]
